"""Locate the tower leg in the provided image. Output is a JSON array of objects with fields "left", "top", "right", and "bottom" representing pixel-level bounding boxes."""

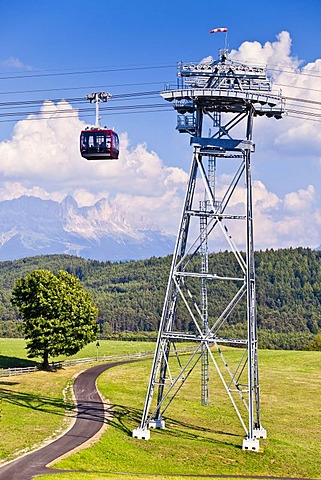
[
  {"left": 132, "top": 154, "right": 199, "bottom": 439},
  {"left": 245, "top": 108, "right": 266, "bottom": 448}
]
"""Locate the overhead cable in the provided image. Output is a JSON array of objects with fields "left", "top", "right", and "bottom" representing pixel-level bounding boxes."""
[{"left": 0, "top": 64, "right": 175, "bottom": 81}]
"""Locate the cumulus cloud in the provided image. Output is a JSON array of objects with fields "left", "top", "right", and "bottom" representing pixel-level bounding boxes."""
[
  {"left": 230, "top": 31, "right": 321, "bottom": 156},
  {"left": 230, "top": 31, "right": 298, "bottom": 71},
  {"left": 0, "top": 57, "right": 32, "bottom": 70},
  {"left": 253, "top": 184, "right": 321, "bottom": 249},
  {"left": 0, "top": 101, "right": 188, "bottom": 234},
  {"left": 1, "top": 95, "right": 320, "bottom": 247},
  {"left": 213, "top": 31, "right": 321, "bottom": 249},
  {"left": 1, "top": 31, "right": 321, "bottom": 250},
  {"left": 283, "top": 185, "right": 315, "bottom": 212},
  {"left": 0, "top": 182, "right": 66, "bottom": 202},
  {"left": 202, "top": 178, "right": 321, "bottom": 251}
]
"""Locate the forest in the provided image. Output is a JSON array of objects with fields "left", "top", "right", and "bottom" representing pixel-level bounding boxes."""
[{"left": 0, "top": 247, "right": 321, "bottom": 350}]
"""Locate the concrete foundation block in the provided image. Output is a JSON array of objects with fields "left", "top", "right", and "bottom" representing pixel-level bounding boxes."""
[
  {"left": 148, "top": 418, "right": 166, "bottom": 429},
  {"left": 253, "top": 426, "right": 267, "bottom": 439},
  {"left": 242, "top": 437, "right": 260, "bottom": 452},
  {"left": 132, "top": 427, "right": 150, "bottom": 440}
]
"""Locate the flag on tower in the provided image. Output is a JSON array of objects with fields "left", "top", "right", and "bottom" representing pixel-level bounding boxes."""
[{"left": 210, "top": 27, "right": 228, "bottom": 34}]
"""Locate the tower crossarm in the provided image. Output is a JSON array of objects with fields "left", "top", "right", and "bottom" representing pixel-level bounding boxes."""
[
  {"left": 186, "top": 209, "right": 246, "bottom": 220},
  {"left": 161, "top": 88, "right": 284, "bottom": 118},
  {"left": 191, "top": 136, "right": 255, "bottom": 152},
  {"left": 161, "top": 331, "right": 248, "bottom": 346},
  {"left": 174, "top": 271, "right": 244, "bottom": 282}
]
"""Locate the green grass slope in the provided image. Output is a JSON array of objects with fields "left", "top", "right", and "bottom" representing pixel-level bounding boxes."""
[
  {"left": 41, "top": 349, "right": 321, "bottom": 480},
  {"left": 0, "top": 340, "right": 154, "bottom": 461}
]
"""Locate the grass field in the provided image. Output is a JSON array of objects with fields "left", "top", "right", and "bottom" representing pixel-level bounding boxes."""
[
  {"left": 38, "top": 476, "right": 253, "bottom": 480},
  {"left": 0, "top": 365, "right": 79, "bottom": 459},
  {"left": 0, "top": 340, "right": 320, "bottom": 479},
  {"left": 44, "top": 350, "right": 320, "bottom": 480},
  {"left": 0, "top": 338, "right": 155, "bottom": 368},
  {"left": 38, "top": 475, "right": 264, "bottom": 480},
  {"left": 0, "top": 339, "right": 154, "bottom": 461}
]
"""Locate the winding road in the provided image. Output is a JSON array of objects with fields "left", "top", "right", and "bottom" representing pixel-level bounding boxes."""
[{"left": 0, "top": 361, "right": 121, "bottom": 480}]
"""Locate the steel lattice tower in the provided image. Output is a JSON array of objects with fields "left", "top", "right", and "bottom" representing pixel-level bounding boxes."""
[{"left": 133, "top": 50, "right": 285, "bottom": 451}]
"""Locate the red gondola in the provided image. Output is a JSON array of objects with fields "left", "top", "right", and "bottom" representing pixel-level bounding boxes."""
[{"left": 80, "top": 127, "right": 119, "bottom": 160}]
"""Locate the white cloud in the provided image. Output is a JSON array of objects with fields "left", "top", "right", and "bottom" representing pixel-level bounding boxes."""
[
  {"left": 230, "top": 31, "right": 299, "bottom": 71},
  {"left": 202, "top": 177, "right": 321, "bottom": 251},
  {"left": 1, "top": 99, "right": 320, "bottom": 248},
  {"left": 1, "top": 57, "right": 32, "bottom": 70},
  {"left": 0, "top": 182, "right": 65, "bottom": 202},
  {"left": 253, "top": 184, "right": 319, "bottom": 249},
  {"left": 2, "top": 31, "right": 321, "bottom": 251},
  {"left": 230, "top": 31, "right": 321, "bottom": 157},
  {"left": 0, "top": 102, "right": 187, "bottom": 234},
  {"left": 113, "top": 190, "right": 184, "bottom": 235},
  {"left": 284, "top": 185, "right": 315, "bottom": 212},
  {"left": 210, "top": 30, "right": 321, "bottom": 250}
]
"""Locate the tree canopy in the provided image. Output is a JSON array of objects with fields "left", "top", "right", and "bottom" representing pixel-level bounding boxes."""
[{"left": 11, "top": 269, "right": 98, "bottom": 368}]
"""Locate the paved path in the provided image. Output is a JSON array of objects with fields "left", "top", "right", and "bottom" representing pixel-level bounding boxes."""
[{"left": 0, "top": 361, "right": 123, "bottom": 480}]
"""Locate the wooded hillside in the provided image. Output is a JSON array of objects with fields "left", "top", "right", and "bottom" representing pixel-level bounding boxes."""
[{"left": 0, "top": 247, "right": 320, "bottom": 350}]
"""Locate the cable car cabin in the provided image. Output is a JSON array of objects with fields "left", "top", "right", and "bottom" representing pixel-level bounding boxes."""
[{"left": 80, "top": 128, "right": 119, "bottom": 160}]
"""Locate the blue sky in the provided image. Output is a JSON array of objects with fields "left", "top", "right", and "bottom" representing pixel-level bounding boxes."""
[{"left": 1, "top": 0, "right": 321, "bottom": 250}]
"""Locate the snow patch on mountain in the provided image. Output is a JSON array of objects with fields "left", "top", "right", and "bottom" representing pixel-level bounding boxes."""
[{"left": 0, "top": 195, "right": 174, "bottom": 261}]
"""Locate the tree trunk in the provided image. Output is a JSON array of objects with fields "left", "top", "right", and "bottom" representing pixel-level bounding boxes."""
[{"left": 43, "top": 350, "right": 49, "bottom": 370}]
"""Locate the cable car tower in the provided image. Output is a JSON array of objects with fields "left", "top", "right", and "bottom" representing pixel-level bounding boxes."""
[{"left": 133, "top": 48, "right": 285, "bottom": 451}]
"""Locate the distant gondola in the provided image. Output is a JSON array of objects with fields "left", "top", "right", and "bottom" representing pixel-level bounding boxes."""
[{"left": 80, "top": 127, "right": 119, "bottom": 160}]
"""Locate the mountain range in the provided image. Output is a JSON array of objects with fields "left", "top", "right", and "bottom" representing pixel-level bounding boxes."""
[{"left": 0, "top": 195, "right": 175, "bottom": 261}]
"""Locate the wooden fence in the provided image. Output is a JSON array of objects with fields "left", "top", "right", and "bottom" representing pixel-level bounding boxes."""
[
  {"left": 0, "top": 347, "right": 195, "bottom": 378},
  {"left": 0, "top": 366, "right": 39, "bottom": 377},
  {"left": 0, "top": 351, "right": 154, "bottom": 378}
]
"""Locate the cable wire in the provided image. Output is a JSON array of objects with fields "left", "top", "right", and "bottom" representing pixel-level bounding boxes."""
[
  {"left": 0, "top": 64, "right": 176, "bottom": 81},
  {"left": 0, "top": 73, "right": 321, "bottom": 125}
]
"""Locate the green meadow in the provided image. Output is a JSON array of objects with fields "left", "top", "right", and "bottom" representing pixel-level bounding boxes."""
[
  {"left": 0, "top": 339, "right": 154, "bottom": 459},
  {"left": 0, "top": 339, "right": 320, "bottom": 479},
  {"left": 0, "top": 338, "right": 155, "bottom": 368}
]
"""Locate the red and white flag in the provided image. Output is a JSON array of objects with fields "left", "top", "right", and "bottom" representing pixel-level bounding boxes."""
[{"left": 210, "top": 27, "right": 228, "bottom": 34}]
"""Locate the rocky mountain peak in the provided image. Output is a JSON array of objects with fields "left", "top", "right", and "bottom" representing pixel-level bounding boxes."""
[{"left": 0, "top": 195, "right": 174, "bottom": 261}]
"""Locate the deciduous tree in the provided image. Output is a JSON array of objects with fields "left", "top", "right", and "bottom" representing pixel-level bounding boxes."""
[{"left": 11, "top": 269, "right": 98, "bottom": 369}]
